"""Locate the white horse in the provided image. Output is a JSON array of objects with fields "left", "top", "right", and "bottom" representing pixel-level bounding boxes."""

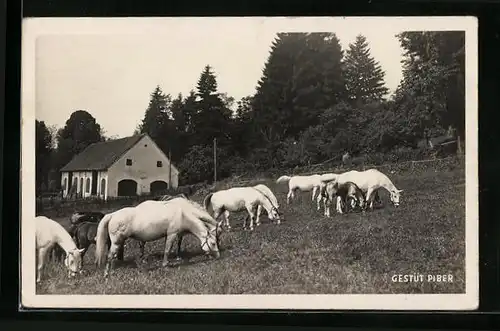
[
  {"left": 95, "top": 199, "right": 221, "bottom": 278},
  {"left": 276, "top": 173, "right": 338, "bottom": 210},
  {"left": 249, "top": 184, "right": 280, "bottom": 228},
  {"left": 334, "top": 169, "right": 403, "bottom": 210},
  {"left": 167, "top": 196, "right": 224, "bottom": 260},
  {"left": 203, "top": 186, "right": 281, "bottom": 232},
  {"left": 35, "top": 216, "right": 85, "bottom": 283}
]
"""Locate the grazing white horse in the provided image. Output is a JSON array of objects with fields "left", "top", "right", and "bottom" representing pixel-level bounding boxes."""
[
  {"left": 250, "top": 184, "right": 280, "bottom": 228},
  {"left": 322, "top": 181, "right": 366, "bottom": 217},
  {"left": 95, "top": 199, "right": 221, "bottom": 278},
  {"left": 276, "top": 173, "right": 338, "bottom": 210},
  {"left": 35, "top": 216, "right": 85, "bottom": 283},
  {"left": 203, "top": 186, "right": 281, "bottom": 232},
  {"left": 335, "top": 169, "right": 403, "bottom": 210},
  {"left": 167, "top": 196, "right": 224, "bottom": 260}
]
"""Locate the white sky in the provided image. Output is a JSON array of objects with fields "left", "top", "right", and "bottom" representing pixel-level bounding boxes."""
[{"left": 34, "top": 18, "right": 409, "bottom": 138}]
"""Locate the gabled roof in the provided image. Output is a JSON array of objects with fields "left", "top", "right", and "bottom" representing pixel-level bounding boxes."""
[{"left": 60, "top": 134, "right": 146, "bottom": 172}]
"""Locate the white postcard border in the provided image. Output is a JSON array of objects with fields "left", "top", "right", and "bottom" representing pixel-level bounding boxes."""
[{"left": 20, "top": 16, "right": 479, "bottom": 310}]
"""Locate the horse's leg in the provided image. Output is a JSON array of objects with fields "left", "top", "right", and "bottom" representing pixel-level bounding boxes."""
[
  {"left": 373, "top": 190, "right": 381, "bottom": 208},
  {"left": 162, "top": 233, "right": 178, "bottom": 268},
  {"left": 174, "top": 235, "right": 183, "bottom": 261},
  {"left": 245, "top": 205, "right": 257, "bottom": 231},
  {"left": 312, "top": 186, "right": 318, "bottom": 202},
  {"left": 286, "top": 189, "right": 293, "bottom": 205},
  {"left": 36, "top": 247, "right": 48, "bottom": 284},
  {"left": 336, "top": 196, "right": 344, "bottom": 214},
  {"left": 324, "top": 194, "right": 330, "bottom": 217},
  {"left": 324, "top": 195, "right": 330, "bottom": 217},
  {"left": 316, "top": 189, "right": 323, "bottom": 211},
  {"left": 214, "top": 208, "right": 230, "bottom": 231},
  {"left": 223, "top": 210, "right": 232, "bottom": 230},
  {"left": 365, "top": 188, "right": 375, "bottom": 211},
  {"left": 139, "top": 241, "right": 146, "bottom": 259},
  {"left": 242, "top": 214, "right": 248, "bottom": 230},
  {"left": 115, "top": 239, "right": 125, "bottom": 261},
  {"left": 104, "top": 242, "right": 121, "bottom": 278},
  {"left": 255, "top": 205, "right": 262, "bottom": 226}
]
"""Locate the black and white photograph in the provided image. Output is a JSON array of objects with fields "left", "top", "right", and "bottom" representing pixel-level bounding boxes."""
[{"left": 21, "top": 17, "right": 478, "bottom": 310}]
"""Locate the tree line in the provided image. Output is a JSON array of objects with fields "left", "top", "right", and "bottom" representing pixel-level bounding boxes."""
[{"left": 36, "top": 31, "right": 465, "bottom": 192}]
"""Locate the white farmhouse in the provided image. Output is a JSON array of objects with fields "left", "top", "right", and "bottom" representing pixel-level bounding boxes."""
[{"left": 60, "top": 133, "right": 179, "bottom": 199}]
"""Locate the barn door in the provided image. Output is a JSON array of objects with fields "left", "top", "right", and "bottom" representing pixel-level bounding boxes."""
[{"left": 117, "top": 179, "right": 138, "bottom": 196}]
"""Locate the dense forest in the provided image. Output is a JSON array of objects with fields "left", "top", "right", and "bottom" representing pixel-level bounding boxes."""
[{"left": 35, "top": 31, "right": 465, "bottom": 192}]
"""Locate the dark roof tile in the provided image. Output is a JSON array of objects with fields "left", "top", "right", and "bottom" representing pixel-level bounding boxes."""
[{"left": 60, "top": 134, "right": 145, "bottom": 172}]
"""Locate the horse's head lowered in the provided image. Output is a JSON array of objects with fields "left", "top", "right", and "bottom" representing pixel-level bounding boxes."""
[
  {"left": 268, "top": 205, "right": 282, "bottom": 224},
  {"left": 201, "top": 227, "right": 220, "bottom": 259},
  {"left": 64, "top": 248, "right": 85, "bottom": 277},
  {"left": 390, "top": 189, "right": 404, "bottom": 207}
]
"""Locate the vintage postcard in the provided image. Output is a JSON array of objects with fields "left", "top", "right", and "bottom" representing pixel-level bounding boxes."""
[{"left": 21, "top": 16, "right": 478, "bottom": 310}]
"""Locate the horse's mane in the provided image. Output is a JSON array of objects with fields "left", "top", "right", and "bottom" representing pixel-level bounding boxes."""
[
  {"left": 254, "top": 184, "right": 279, "bottom": 207},
  {"left": 252, "top": 186, "right": 279, "bottom": 210}
]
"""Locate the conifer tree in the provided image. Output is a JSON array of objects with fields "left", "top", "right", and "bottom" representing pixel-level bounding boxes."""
[
  {"left": 36, "top": 120, "right": 54, "bottom": 193},
  {"left": 343, "top": 35, "right": 389, "bottom": 104},
  {"left": 389, "top": 31, "right": 465, "bottom": 147},
  {"left": 191, "top": 65, "right": 232, "bottom": 147},
  {"left": 251, "top": 32, "right": 346, "bottom": 146},
  {"left": 138, "top": 85, "right": 177, "bottom": 156}
]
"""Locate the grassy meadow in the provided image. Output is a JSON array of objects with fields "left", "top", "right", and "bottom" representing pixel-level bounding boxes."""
[{"left": 36, "top": 165, "right": 466, "bottom": 295}]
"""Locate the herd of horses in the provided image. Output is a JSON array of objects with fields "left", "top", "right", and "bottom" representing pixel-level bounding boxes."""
[{"left": 34, "top": 168, "right": 403, "bottom": 284}]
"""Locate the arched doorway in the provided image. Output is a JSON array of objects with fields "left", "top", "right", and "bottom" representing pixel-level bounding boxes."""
[
  {"left": 150, "top": 180, "right": 169, "bottom": 194},
  {"left": 100, "top": 178, "right": 106, "bottom": 197},
  {"left": 117, "top": 179, "right": 138, "bottom": 196}
]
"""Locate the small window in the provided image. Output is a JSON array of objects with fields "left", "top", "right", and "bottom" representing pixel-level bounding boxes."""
[
  {"left": 86, "top": 178, "right": 91, "bottom": 193},
  {"left": 126, "top": 158, "right": 132, "bottom": 166},
  {"left": 144, "top": 144, "right": 148, "bottom": 147},
  {"left": 157, "top": 161, "right": 163, "bottom": 168}
]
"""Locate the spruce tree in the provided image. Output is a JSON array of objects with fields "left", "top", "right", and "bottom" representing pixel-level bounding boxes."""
[
  {"left": 343, "top": 35, "right": 389, "bottom": 104},
  {"left": 191, "top": 65, "right": 232, "bottom": 147},
  {"left": 138, "top": 85, "right": 178, "bottom": 156},
  {"left": 252, "top": 32, "right": 346, "bottom": 145},
  {"left": 139, "top": 85, "right": 171, "bottom": 137}
]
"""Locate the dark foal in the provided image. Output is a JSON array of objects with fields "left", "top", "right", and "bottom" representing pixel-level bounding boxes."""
[
  {"left": 73, "top": 221, "right": 108, "bottom": 264},
  {"left": 69, "top": 211, "right": 133, "bottom": 261}
]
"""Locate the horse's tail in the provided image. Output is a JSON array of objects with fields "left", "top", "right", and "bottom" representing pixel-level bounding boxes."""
[
  {"left": 95, "top": 213, "right": 112, "bottom": 267},
  {"left": 276, "top": 175, "right": 291, "bottom": 184},
  {"left": 203, "top": 192, "right": 214, "bottom": 212}
]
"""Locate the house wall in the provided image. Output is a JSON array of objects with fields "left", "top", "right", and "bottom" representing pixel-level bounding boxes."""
[
  {"left": 61, "top": 172, "right": 69, "bottom": 197},
  {"left": 61, "top": 170, "right": 108, "bottom": 199},
  {"left": 107, "top": 135, "right": 180, "bottom": 197}
]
